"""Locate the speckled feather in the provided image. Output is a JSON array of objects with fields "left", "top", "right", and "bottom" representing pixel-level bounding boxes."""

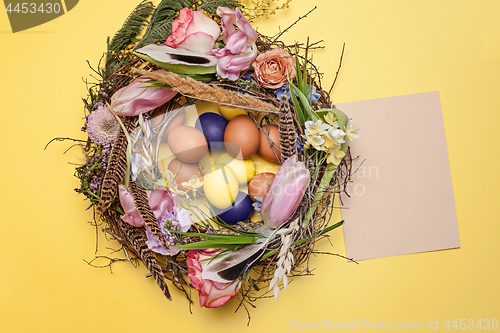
[
  {"left": 117, "top": 217, "right": 172, "bottom": 300},
  {"left": 96, "top": 117, "right": 135, "bottom": 214},
  {"left": 128, "top": 181, "right": 171, "bottom": 252},
  {"left": 278, "top": 95, "right": 297, "bottom": 162}
]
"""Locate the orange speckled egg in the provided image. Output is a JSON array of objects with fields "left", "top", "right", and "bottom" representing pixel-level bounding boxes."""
[
  {"left": 258, "top": 125, "right": 281, "bottom": 162},
  {"left": 167, "top": 158, "right": 204, "bottom": 192},
  {"left": 167, "top": 125, "right": 208, "bottom": 163},
  {"left": 224, "top": 115, "right": 260, "bottom": 159},
  {"left": 248, "top": 172, "right": 276, "bottom": 202}
]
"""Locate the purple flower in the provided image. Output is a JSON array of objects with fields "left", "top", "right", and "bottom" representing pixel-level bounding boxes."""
[
  {"left": 275, "top": 84, "right": 321, "bottom": 105},
  {"left": 145, "top": 188, "right": 192, "bottom": 256}
]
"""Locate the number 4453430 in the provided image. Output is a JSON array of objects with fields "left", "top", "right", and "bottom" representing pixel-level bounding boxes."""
[
  {"left": 444, "top": 319, "right": 498, "bottom": 329},
  {"left": 5, "top": 3, "right": 62, "bottom": 14}
]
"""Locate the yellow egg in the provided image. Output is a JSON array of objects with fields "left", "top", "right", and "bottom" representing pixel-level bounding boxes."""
[
  {"left": 199, "top": 150, "right": 225, "bottom": 173},
  {"left": 184, "top": 103, "right": 222, "bottom": 127},
  {"left": 203, "top": 164, "right": 239, "bottom": 209},
  {"left": 250, "top": 153, "right": 281, "bottom": 174},
  {"left": 196, "top": 101, "right": 221, "bottom": 115},
  {"left": 216, "top": 153, "right": 256, "bottom": 184},
  {"left": 218, "top": 105, "right": 248, "bottom": 120}
]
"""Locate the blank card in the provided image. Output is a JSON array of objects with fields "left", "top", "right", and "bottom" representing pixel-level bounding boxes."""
[{"left": 336, "top": 92, "right": 460, "bottom": 260}]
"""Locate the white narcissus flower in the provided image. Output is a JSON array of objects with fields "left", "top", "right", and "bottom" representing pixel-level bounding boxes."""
[
  {"left": 304, "top": 119, "right": 330, "bottom": 136},
  {"left": 326, "top": 127, "right": 346, "bottom": 146},
  {"left": 346, "top": 123, "right": 361, "bottom": 140},
  {"left": 324, "top": 111, "right": 339, "bottom": 127},
  {"left": 327, "top": 147, "right": 346, "bottom": 165},
  {"left": 304, "top": 133, "right": 326, "bottom": 151}
]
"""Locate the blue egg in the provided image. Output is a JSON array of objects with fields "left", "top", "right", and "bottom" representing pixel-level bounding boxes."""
[
  {"left": 195, "top": 112, "right": 227, "bottom": 150},
  {"left": 213, "top": 192, "right": 254, "bottom": 225}
]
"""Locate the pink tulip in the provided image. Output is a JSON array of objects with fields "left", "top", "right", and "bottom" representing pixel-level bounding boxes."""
[
  {"left": 148, "top": 187, "right": 177, "bottom": 220},
  {"left": 210, "top": 7, "right": 258, "bottom": 81},
  {"left": 165, "top": 7, "right": 221, "bottom": 54},
  {"left": 110, "top": 71, "right": 177, "bottom": 116},
  {"left": 118, "top": 185, "right": 144, "bottom": 227},
  {"left": 261, "top": 155, "right": 311, "bottom": 228},
  {"left": 187, "top": 249, "right": 241, "bottom": 308}
]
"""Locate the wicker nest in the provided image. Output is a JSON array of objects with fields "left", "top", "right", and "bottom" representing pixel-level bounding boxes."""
[{"left": 73, "top": 0, "right": 355, "bottom": 317}]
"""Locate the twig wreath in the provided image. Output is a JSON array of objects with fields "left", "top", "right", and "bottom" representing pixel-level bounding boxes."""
[{"left": 68, "top": 0, "right": 360, "bottom": 321}]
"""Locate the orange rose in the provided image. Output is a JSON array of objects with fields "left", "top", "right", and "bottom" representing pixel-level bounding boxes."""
[{"left": 252, "top": 48, "right": 297, "bottom": 89}]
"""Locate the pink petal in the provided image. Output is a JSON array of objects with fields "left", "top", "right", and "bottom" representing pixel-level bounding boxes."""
[{"left": 177, "top": 32, "right": 217, "bottom": 54}]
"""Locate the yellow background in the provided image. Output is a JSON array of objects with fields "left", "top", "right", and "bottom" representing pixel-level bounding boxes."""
[{"left": 1, "top": 0, "right": 499, "bottom": 332}]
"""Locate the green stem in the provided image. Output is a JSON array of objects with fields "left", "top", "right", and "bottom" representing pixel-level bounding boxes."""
[{"left": 302, "top": 163, "right": 337, "bottom": 227}]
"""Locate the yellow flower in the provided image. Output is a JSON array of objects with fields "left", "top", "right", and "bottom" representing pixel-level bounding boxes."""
[
  {"left": 324, "top": 111, "right": 339, "bottom": 127},
  {"left": 327, "top": 147, "right": 346, "bottom": 165},
  {"left": 182, "top": 175, "right": 203, "bottom": 192},
  {"left": 163, "top": 169, "right": 178, "bottom": 190},
  {"left": 346, "top": 123, "right": 360, "bottom": 140},
  {"left": 326, "top": 127, "right": 346, "bottom": 145},
  {"left": 303, "top": 133, "right": 326, "bottom": 151},
  {"left": 321, "top": 132, "right": 336, "bottom": 149},
  {"left": 305, "top": 120, "right": 330, "bottom": 136}
]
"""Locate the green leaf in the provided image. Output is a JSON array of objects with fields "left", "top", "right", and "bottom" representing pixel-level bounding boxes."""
[
  {"left": 105, "top": 1, "right": 154, "bottom": 78},
  {"left": 288, "top": 80, "right": 319, "bottom": 122}
]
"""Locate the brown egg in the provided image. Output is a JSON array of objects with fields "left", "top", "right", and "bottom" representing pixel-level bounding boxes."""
[
  {"left": 248, "top": 172, "right": 276, "bottom": 202},
  {"left": 167, "top": 158, "right": 204, "bottom": 193},
  {"left": 150, "top": 105, "right": 186, "bottom": 141},
  {"left": 224, "top": 115, "right": 260, "bottom": 159},
  {"left": 167, "top": 125, "right": 208, "bottom": 163},
  {"left": 258, "top": 125, "right": 281, "bottom": 162}
]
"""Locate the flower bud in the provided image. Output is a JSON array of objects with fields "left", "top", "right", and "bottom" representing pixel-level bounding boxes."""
[{"left": 261, "top": 155, "right": 310, "bottom": 228}]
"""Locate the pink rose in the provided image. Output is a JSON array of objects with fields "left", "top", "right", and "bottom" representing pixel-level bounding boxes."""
[
  {"left": 187, "top": 249, "right": 241, "bottom": 308},
  {"left": 210, "top": 7, "right": 258, "bottom": 81},
  {"left": 252, "top": 48, "right": 297, "bottom": 89},
  {"left": 165, "top": 7, "right": 221, "bottom": 54},
  {"left": 110, "top": 71, "right": 177, "bottom": 117}
]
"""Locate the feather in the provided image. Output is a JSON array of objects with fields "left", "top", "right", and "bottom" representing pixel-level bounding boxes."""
[
  {"left": 135, "top": 44, "right": 217, "bottom": 74},
  {"left": 201, "top": 228, "right": 280, "bottom": 284},
  {"left": 96, "top": 117, "right": 135, "bottom": 214},
  {"left": 128, "top": 181, "right": 171, "bottom": 252},
  {"left": 117, "top": 217, "right": 172, "bottom": 300},
  {"left": 278, "top": 95, "right": 297, "bottom": 162}
]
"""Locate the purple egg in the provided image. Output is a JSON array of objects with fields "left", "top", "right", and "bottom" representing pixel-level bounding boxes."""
[
  {"left": 195, "top": 112, "right": 227, "bottom": 150},
  {"left": 213, "top": 192, "right": 253, "bottom": 225}
]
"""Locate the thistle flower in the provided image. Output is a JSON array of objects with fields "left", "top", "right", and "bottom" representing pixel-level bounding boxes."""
[{"left": 86, "top": 105, "right": 120, "bottom": 146}]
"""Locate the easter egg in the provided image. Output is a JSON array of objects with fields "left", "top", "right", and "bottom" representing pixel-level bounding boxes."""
[
  {"left": 258, "top": 124, "right": 281, "bottom": 162},
  {"left": 203, "top": 164, "right": 239, "bottom": 209},
  {"left": 213, "top": 192, "right": 254, "bottom": 225},
  {"left": 248, "top": 172, "right": 276, "bottom": 202},
  {"left": 167, "top": 158, "right": 204, "bottom": 192},
  {"left": 218, "top": 105, "right": 248, "bottom": 120},
  {"left": 151, "top": 105, "right": 186, "bottom": 140},
  {"left": 250, "top": 153, "right": 281, "bottom": 175},
  {"left": 167, "top": 125, "right": 208, "bottom": 163},
  {"left": 224, "top": 115, "right": 260, "bottom": 159},
  {"left": 195, "top": 112, "right": 227, "bottom": 150},
  {"left": 216, "top": 153, "right": 256, "bottom": 184}
]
